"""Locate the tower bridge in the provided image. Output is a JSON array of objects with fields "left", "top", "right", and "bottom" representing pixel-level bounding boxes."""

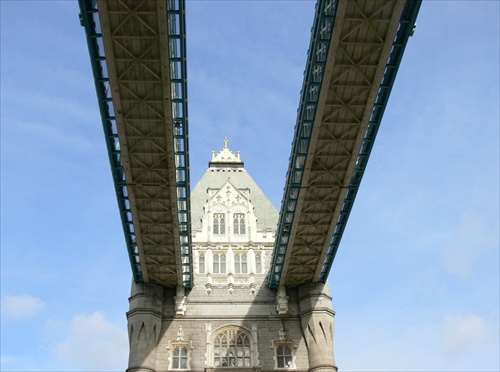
[{"left": 79, "top": 1, "right": 421, "bottom": 371}]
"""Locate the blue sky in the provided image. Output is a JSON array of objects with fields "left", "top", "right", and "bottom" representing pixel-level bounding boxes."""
[{"left": 1, "top": 1, "right": 498, "bottom": 371}]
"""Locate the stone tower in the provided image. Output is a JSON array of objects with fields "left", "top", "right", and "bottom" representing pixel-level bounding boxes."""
[{"left": 127, "top": 139, "right": 337, "bottom": 372}]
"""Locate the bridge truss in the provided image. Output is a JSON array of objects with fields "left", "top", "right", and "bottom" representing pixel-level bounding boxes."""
[
  {"left": 269, "top": 0, "right": 421, "bottom": 288},
  {"left": 79, "top": 0, "right": 193, "bottom": 288},
  {"left": 80, "top": 0, "right": 421, "bottom": 290}
]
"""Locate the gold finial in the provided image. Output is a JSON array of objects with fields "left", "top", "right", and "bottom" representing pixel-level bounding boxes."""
[{"left": 224, "top": 137, "right": 229, "bottom": 149}]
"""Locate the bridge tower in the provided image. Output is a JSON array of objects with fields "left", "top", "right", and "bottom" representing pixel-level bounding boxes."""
[{"left": 127, "top": 139, "right": 337, "bottom": 372}]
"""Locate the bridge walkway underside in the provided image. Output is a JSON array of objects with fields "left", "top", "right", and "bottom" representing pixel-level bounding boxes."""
[
  {"left": 81, "top": 0, "right": 193, "bottom": 287},
  {"left": 270, "top": 0, "right": 421, "bottom": 288}
]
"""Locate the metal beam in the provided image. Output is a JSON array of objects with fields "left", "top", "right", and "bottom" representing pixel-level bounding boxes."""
[
  {"left": 79, "top": 0, "right": 193, "bottom": 288},
  {"left": 269, "top": 0, "right": 422, "bottom": 288}
]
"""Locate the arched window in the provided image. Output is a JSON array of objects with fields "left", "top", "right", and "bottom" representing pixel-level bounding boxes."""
[
  {"left": 213, "top": 253, "right": 226, "bottom": 274},
  {"left": 234, "top": 253, "right": 247, "bottom": 274},
  {"left": 233, "top": 213, "right": 245, "bottom": 234},
  {"left": 214, "top": 213, "right": 225, "bottom": 234},
  {"left": 213, "top": 328, "right": 251, "bottom": 367}
]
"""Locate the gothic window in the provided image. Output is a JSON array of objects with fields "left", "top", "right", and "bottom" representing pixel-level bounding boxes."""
[
  {"left": 213, "top": 328, "right": 251, "bottom": 367},
  {"left": 213, "top": 253, "right": 226, "bottom": 274},
  {"left": 199, "top": 254, "right": 205, "bottom": 274},
  {"left": 255, "top": 254, "right": 262, "bottom": 274},
  {"left": 214, "top": 213, "right": 225, "bottom": 234},
  {"left": 274, "top": 342, "right": 295, "bottom": 369},
  {"left": 233, "top": 213, "right": 245, "bottom": 234},
  {"left": 234, "top": 253, "right": 247, "bottom": 274},
  {"left": 168, "top": 342, "right": 192, "bottom": 370}
]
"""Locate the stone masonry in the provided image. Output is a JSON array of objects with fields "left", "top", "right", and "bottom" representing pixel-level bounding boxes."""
[{"left": 127, "top": 140, "right": 337, "bottom": 372}]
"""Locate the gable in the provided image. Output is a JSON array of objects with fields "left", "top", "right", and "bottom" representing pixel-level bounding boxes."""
[
  {"left": 207, "top": 181, "right": 250, "bottom": 214},
  {"left": 191, "top": 167, "right": 278, "bottom": 233}
]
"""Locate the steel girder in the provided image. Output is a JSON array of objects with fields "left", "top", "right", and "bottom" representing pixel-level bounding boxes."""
[
  {"left": 269, "top": 0, "right": 421, "bottom": 288},
  {"left": 79, "top": 0, "right": 193, "bottom": 288}
]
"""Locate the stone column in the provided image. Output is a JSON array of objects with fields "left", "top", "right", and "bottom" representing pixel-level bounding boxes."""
[
  {"left": 127, "top": 281, "right": 163, "bottom": 372},
  {"left": 298, "top": 282, "right": 338, "bottom": 372}
]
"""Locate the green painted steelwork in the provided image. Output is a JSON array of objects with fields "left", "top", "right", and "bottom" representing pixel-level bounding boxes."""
[
  {"left": 167, "top": 0, "right": 194, "bottom": 288},
  {"left": 79, "top": 0, "right": 193, "bottom": 287},
  {"left": 269, "top": 0, "right": 338, "bottom": 289},
  {"left": 317, "top": 0, "right": 422, "bottom": 283},
  {"left": 79, "top": 0, "right": 144, "bottom": 282},
  {"left": 269, "top": 0, "right": 422, "bottom": 288}
]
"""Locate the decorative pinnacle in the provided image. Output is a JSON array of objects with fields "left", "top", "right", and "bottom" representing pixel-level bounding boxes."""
[{"left": 210, "top": 138, "right": 243, "bottom": 164}]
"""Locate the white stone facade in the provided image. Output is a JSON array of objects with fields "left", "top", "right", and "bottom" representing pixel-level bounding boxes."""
[{"left": 127, "top": 141, "right": 337, "bottom": 372}]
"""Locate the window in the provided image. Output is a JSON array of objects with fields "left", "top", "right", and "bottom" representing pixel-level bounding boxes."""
[
  {"left": 255, "top": 254, "right": 262, "bottom": 274},
  {"left": 213, "top": 213, "right": 225, "bottom": 234},
  {"left": 172, "top": 345, "right": 188, "bottom": 369},
  {"left": 273, "top": 340, "right": 295, "bottom": 369},
  {"left": 276, "top": 343, "right": 293, "bottom": 368},
  {"left": 233, "top": 213, "right": 245, "bottom": 234},
  {"left": 199, "top": 254, "right": 205, "bottom": 274},
  {"left": 213, "top": 253, "right": 226, "bottom": 274},
  {"left": 168, "top": 342, "right": 192, "bottom": 370},
  {"left": 213, "top": 328, "right": 251, "bottom": 367},
  {"left": 234, "top": 253, "right": 247, "bottom": 274}
]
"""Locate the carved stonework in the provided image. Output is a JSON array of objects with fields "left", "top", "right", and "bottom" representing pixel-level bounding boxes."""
[
  {"left": 175, "top": 286, "right": 187, "bottom": 316},
  {"left": 209, "top": 182, "right": 248, "bottom": 211},
  {"left": 276, "top": 286, "right": 289, "bottom": 315},
  {"left": 210, "top": 137, "right": 242, "bottom": 164},
  {"left": 205, "top": 323, "right": 212, "bottom": 368},
  {"left": 252, "top": 324, "right": 260, "bottom": 366},
  {"left": 279, "top": 323, "right": 287, "bottom": 341}
]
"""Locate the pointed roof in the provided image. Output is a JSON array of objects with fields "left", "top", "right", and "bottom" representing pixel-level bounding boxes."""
[{"left": 191, "top": 138, "right": 278, "bottom": 232}]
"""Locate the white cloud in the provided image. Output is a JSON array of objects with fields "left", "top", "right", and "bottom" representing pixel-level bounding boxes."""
[
  {"left": 335, "top": 312, "right": 499, "bottom": 371},
  {"left": 442, "top": 212, "right": 498, "bottom": 277},
  {"left": 443, "top": 314, "right": 488, "bottom": 354},
  {"left": 55, "top": 311, "right": 128, "bottom": 370},
  {"left": 1, "top": 294, "right": 45, "bottom": 319}
]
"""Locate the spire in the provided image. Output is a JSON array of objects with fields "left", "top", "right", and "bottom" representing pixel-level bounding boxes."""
[{"left": 209, "top": 138, "right": 244, "bottom": 168}]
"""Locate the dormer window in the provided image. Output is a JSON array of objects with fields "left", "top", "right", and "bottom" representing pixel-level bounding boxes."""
[
  {"left": 213, "top": 213, "right": 225, "bottom": 234},
  {"left": 234, "top": 253, "right": 248, "bottom": 274},
  {"left": 233, "top": 213, "right": 245, "bottom": 234}
]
